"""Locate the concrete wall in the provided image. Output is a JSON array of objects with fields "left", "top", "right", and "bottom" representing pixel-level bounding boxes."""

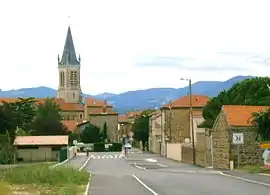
[
  {"left": 17, "top": 146, "right": 54, "bottom": 162},
  {"left": 166, "top": 143, "right": 182, "bottom": 161},
  {"left": 68, "top": 146, "right": 77, "bottom": 159},
  {"left": 149, "top": 135, "right": 161, "bottom": 154}
]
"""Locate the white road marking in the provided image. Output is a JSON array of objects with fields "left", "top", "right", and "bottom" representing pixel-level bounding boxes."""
[
  {"left": 79, "top": 156, "right": 91, "bottom": 171},
  {"left": 84, "top": 172, "right": 92, "bottom": 195},
  {"left": 132, "top": 175, "right": 158, "bottom": 195},
  {"left": 157, "top": 163, "right": 168, "bottom": 168},
  {"left": 145, "top": 158, "right": 157, "bottom": 163},
  {"left": 50, "top": 159, "right": 69, "bottom": 168},
  {"left": 134, "top": 163, "right": 146, "bottom": 170},
  {"left": 219, "top": 171, "right": 270, "bottom": 187}
]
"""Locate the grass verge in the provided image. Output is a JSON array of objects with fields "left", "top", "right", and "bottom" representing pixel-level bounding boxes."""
[
  {"left": 240, "top": 165, "right": 270, "bottom": 173},
  {"left": 0, "top": 163, "right": 89, "bottom": 195}
]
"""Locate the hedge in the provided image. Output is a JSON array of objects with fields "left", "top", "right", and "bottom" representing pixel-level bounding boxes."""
[{"left": 93, "top": 142, "right": 122, "bottom": 152}]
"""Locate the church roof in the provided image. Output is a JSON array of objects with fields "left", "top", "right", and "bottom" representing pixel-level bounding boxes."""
[{"left": 59, "top": 26, "right": 80, "bottom": 65}]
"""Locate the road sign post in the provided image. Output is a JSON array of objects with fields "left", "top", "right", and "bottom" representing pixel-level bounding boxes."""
[{"left": 232, "top": 133, "right": 244, "bottom": 168}]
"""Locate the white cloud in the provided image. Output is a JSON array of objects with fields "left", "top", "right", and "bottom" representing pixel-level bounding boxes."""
[{"left": 1, "top": 0, "right": 270, "bottom": 95}]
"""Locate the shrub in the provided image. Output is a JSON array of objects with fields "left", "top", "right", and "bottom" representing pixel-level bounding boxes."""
[
  {"left": 93, "top": 142, "right": 105, "bottom": 152},
  {"left": 111, "top": 143, "right": 122, "bottom": 151}
]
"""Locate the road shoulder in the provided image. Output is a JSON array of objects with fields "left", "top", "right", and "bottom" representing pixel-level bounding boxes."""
[{"left": 220, "top": 171, "right": 270, "bottom": 187}]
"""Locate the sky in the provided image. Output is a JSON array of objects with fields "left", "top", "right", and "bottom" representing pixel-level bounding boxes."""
[{"left": 1, "top": 0, "right": 270, "bottom": 95}]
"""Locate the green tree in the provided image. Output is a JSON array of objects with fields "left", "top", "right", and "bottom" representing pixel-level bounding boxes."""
[
  {"left": 0, "top": 102, "right": 17, "bottom": 142},
  {"left": 15, "top": 127, "right": 32, "bottom": 136},
  {"left": 32, "top": 98, "right": 68, "bottom": 135},
  {"left": 132, "top": 109, "right": 155, "bottom": 151},
  {"left": 11, "top": 97, "right": 36, "bottom": 132},
  {"left": 201, "top": 77, "right": 270, "bottom": 128},
  {"left": 80, "top": 124, "right": 101, "bottom": 143},
  {"left": 68, "top": 131, "right": 79, "bottom": 145},
  {"left": 101, "top": 122, "right": 108, "bottom": 142},
  {"left": 252, "top": 109, "right": 270, "bottom": 141},
  {"left": 0, "top": 132, "right": 15, "bottom": 164}
]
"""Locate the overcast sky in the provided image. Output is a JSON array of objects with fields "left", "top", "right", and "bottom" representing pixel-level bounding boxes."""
[{"left": 1, "top": 0, "right": 270, "bottom": 95}]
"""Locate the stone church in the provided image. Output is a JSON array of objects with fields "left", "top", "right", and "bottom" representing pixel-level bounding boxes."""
[{"left": 0, "top": 26, "right": 119, "bottom": 142}]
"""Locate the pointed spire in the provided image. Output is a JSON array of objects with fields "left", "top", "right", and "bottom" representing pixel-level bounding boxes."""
[{"left": 59, "top": 26, "right": 80, "bottom": 65}]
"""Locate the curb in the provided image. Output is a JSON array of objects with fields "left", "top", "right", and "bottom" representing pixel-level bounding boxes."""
[
  {"left": 219, "top": 171, "right": 270, "bottom": 187},
  {"left": 50, "top": 159, "right": 69, "bottom": 168},
  {"left": 78, "top": 156, "right": 91, "bottom": 195},
  {"left": 259, "top": 173, "right": 270, "bottom": 177},
  {"left": 84, "top": 172, "right": 92, "bottom": 195}
]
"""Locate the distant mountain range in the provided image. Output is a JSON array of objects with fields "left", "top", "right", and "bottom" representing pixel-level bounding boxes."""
[{"left": 0, "top": 75, "right": 254, "bottom": 113}]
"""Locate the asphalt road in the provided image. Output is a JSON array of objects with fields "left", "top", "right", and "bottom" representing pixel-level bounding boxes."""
[{"left": 85, "top": 151, "right": 270, "bottom": 195}]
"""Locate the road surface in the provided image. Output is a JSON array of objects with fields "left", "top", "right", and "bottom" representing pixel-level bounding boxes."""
[{"left": 79, "top": 150, "right": 270, "bottom": 195}]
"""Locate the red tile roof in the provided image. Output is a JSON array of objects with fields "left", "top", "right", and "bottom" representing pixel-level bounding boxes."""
[
  {"left": 85, "top": 98, "right": 112, "bottom": 107},
  {"left": 222, "top": 105, "right": 269, "bottom": 127},
  {"left": 61, "top": 120, "right": 79, "bottom": 132},
  {"left": 0, "top": 98, "right": 84, "bottom": 111},
  {"left": 162, "top": 95, "right": 209, "bottom": 108},
  {"left": 14, "top": 135, "right": 68, "bottom": 146}
]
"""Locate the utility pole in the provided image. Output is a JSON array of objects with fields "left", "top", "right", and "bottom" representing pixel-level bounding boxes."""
[
  {"left": 189, "top": 79, "right": 196, "bottom": 165},
  {"left": 181, "top": 77, "right": 196, "bottom": 165},
  {"left": 169, "top": 100, "right": 172, "bottom": 142}
]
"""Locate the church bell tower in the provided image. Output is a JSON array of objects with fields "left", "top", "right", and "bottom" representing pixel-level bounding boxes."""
[{"left": 57, "top": 26, "right": 82, "bottom": 103}]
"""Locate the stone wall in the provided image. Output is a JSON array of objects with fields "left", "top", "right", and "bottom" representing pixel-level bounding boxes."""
[
  {"left": 195, "top": 132, "right": 213, "bottom": 167},
  {"left": 163, "top": 108, "right": 190, "bottom": 143},
  {"left": 61, "top": 111, "right": 84, "bottom": 120},
  {"left": 212, "top": 113, "right": 230, "bottom": 170},
  {"left": 229, "top": 127, "right": 263, "bottom": 167}
]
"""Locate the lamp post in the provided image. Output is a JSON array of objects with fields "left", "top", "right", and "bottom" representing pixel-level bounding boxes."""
[{"left": 180, "top": 78, "right": 196, "bottom": 165}]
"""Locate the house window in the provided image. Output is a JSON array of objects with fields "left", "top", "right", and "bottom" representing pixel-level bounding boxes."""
[
  {"left": 67, "top": 115, "right": 70, "bottom": 120},
  {"left": 80, "top": 114, "right": 83, "bottom": 119}
]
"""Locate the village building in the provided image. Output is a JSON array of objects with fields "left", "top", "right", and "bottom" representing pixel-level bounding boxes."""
[
  {"left": 148, "top": 110, "right": 162, "bottom": 154},
  {"left": 212, "top": 105, "right": 266, "bottom": 170},
  {"left": 14, "top": 135, "right": 68, "bottom": 162},
  {"left": 159, "top": 95, "right": 209, "bottom": 161},
  {"left": 118, "top": 111, "right": 141, "bottom": 144}
]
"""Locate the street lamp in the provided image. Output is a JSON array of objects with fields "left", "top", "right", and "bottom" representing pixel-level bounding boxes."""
[{"left": 180, "top": 77, "right": 196, "bottom": 165}]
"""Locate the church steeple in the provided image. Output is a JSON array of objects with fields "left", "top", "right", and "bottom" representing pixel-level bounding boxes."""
[
  {"left": 59, "top": 26, "right": 80, "bottom": 65},
  {"left": 57, "top": 25, "right": 82, "bottom": 104}
]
